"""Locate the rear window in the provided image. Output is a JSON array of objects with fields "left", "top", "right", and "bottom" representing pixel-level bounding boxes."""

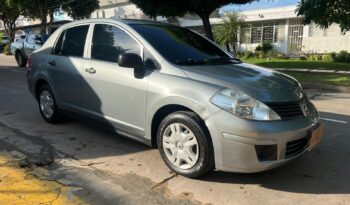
[{"left": 53, "top": 25, "right": 89, "bottom": 57}]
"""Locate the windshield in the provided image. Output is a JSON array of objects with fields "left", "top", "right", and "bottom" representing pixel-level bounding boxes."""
[{"left": 131, "top": 24, "right": 240, "bottom": 66}]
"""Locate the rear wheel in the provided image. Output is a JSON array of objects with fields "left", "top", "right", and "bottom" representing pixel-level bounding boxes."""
[
  {"left": 157, "top": 111, "right": 214, "bottom": 178},
  {"left": 15, "top": 51, "right": 26, "bottom": 67},
  {"left": 38, "top": 84, "right": 61, "bottom": 123}
]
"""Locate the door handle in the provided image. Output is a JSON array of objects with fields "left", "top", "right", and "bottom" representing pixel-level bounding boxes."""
[
  {"left": 48, "top": 60, "right": 56, "bottom": 66},
  {"left": 85, "top": 67, "right": 96, "bottom": 74}
]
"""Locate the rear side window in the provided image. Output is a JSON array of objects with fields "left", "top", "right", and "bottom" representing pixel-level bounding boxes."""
[
  {"left": 91, "top": 24, "right": 141, "bottom": 63},
  {"left": 54, "top": 25, "right": 89, "bottom": 57}
]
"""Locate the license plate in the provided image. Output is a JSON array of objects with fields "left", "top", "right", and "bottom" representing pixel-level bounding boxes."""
[{"left": 309, "top": 123, "right": 325, "bottom": 151}]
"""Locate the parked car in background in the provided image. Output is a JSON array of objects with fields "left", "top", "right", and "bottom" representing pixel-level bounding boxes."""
[
  {"left": 11, "top": 33, "right": 49, "bottom": 67},
  {"left": 13, "top": 35, "right": 26, "bottom": 44},
  {"left": 1, "top": 36, "right": 9, "bottom": 44},
  {"left": 27, "top": 19, "right": 324, "bottom": 178}
]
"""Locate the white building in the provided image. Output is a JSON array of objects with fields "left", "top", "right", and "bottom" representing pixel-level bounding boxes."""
[
  {"left": 90, "top": 0, "right": 148, "bottom": 20},
  {"left": 236, "top": 5, "right": 350, "bottom": 55}
]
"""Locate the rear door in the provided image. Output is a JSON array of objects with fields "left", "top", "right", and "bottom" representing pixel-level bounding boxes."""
[
  {"left": 47, "top": 24, "right": 90, "bottom": 111},
  {"left": 81, "top": 23, "right": 150, "bottom": 136}
]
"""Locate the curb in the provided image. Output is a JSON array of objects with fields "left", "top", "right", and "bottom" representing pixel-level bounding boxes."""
[
  {"left": 275, "top": 68, "right": 350, "bottom": 75},
  {"left": 301, "top": 83, "right": 350, "bottom": 93}
]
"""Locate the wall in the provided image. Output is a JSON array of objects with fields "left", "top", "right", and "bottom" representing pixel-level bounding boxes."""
[{"left": 302, "top": 23, "right": 350, "bottom": 53}]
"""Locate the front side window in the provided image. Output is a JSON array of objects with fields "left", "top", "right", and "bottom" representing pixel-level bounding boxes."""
[
  {"left": 53, "top": 25, "right": 89, "bottom": 57},
  {"left": 91, "top": 24, "right": 141, "bottom": 63},
  {"left": 130, "top": 24, "right": 231, "bottom": 65}
]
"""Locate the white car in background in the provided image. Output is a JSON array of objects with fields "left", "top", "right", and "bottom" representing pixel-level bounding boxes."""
[{"left": 11, "top": 33, "right": 49, "bottom": 67}]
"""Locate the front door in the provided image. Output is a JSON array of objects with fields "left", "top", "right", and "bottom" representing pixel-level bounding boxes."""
[
  {"left": 288, "top": 19, "right": 304, "bottom": 56},
  {"left": 82, "top": 23, "right": 149, "bottom": 136},
  {"left": 47, "top": 24, "right": 90, "bottom": 110}
]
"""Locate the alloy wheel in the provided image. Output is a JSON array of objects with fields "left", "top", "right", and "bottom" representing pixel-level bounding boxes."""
[{"left": 39, "top": 90, "right": 54, "bottom": 119}]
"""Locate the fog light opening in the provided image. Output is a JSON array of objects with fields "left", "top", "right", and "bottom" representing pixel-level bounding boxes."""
[{"left": 255, "top": 145, "right": 277, "bottom": 161}]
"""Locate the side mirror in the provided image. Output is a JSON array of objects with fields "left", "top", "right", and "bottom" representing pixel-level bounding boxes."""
[{"left": 118, "top": 53, "right": 145, "bottom": 79}]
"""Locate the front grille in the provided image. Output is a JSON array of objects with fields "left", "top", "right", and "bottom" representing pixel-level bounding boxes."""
[
  {"left": 266, "top": 101, "right": 304, "bottom": 120},
  {"left": 285, "top": 136, "right": 310, "bottom": 159}
]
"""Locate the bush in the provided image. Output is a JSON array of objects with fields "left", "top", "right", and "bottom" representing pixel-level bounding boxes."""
[
  {"left": 330, "top": 52, "right": 337, "bottom": 61},
  {"left": 331, "top": 51, "right": 350, "bottom": 63},
  {"left": 3, "top": 43, "right": 11, "bottom": 55},
  {"left": 240, "top": 50, "right": 254, "bottom": 59},
  {"left": 255, "top": 42, "right": 274, "bottom": 54},
  {"left": 322, "top": 53, "right": 333, "bottom": 62},
  {"left": 0, "top": 44, "right": 4, "bottom": 53},
  {"left": 307, "top": 53, "right": 322, "bottom": 61}
]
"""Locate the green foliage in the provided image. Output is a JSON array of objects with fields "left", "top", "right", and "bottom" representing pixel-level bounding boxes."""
[
  {"left": 3, "top": 43, "right": 11, "bottom": 55},
  {"left": 255, "top": 42, "right": 274, "bottom": 54},
  {"left": 307, "top": 53, "right": 322, "bottom": 61},
  {"left": 297, "top": 0, "right": 350, "bottom": 32},
  {"left": 0, "top": 0, "right": 24, "bottom": 42},
  {"left": 62, "top": 0, "right": 100, "bottom": 20},
  {"left": 238, "top": 50, "right": 254, "bottom": 59},
  {"left": 129, "top": 0, "right": 257, "bottom": 39},
  {"left": 213, "top": 12, "right": 244, "bottom": 54},
  {"left": 0, "top": 33, "right": 4, "bottom": 53},
  {"left": 305, "top": 52, "right": 350, "bottom": 63},
  {"left": 334, "top": 51, "right": 350, "bottom": 63}
]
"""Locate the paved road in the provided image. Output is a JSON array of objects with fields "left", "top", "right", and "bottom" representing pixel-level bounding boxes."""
[{"left": 0, "top": 55, "right": 349, "bottom": 205}]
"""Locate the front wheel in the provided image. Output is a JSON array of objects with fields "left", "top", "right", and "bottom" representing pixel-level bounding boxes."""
[
  {"left": 15, "top": 51, "right": 26, "bottom": 67},
  {"left": 157, "top": 111, "right": 214, "bottom": 178},
  {"left": 38, "top": 84, "right": 61, "bottom": 123}
]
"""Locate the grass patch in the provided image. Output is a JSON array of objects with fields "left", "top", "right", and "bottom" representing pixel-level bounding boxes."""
[
  {"left": 283, "top": 71, "right": 350, "bottom": 87},
  {"left": 243, "top": 58, "right": 350, "bottom": 71}
]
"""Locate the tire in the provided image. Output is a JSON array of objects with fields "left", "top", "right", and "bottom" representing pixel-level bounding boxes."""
[
  {"left": 157, "top": 111, "right": 214, "bottom": 178},
  {"left": 37, "top": 84, "right": 61, "bottom": 123},
  {"left": 15, "top": 51, "right": 27, "bottom": 67}
]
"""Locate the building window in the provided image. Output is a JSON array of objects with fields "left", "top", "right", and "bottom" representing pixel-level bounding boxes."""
[
  {"left": 251, "top": 27, "right": 262, "bottom": 43},
  {"left": 263, "top": 26, "right": 274, "bottom": 42},
  {"left": 241, "top": 20, "right": 285, "bottom": 44}
]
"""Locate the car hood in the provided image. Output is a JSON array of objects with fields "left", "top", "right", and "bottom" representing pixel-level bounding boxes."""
[{"left": 181, "top": 63, "right": 303, "bottom": 102}]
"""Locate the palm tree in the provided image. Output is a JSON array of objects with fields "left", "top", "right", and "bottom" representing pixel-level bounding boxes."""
[{"left": 213, "top": 12, "right": 245, "bottom": 55}]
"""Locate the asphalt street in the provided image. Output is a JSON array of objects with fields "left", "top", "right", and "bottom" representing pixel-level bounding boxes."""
[{"left": 0, "top": 55, "right": 349, "bottom": 205}]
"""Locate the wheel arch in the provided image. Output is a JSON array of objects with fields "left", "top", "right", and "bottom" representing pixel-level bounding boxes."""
[
  {"left": 150, "top": 102, "right": 212, "bottom": 148},
  {"left": 34, "top": 79, "right": 54, "bottom": 100}
]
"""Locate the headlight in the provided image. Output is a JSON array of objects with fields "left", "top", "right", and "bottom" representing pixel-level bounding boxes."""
[{"left": 211, "top": 89, "right": 281, "bottom": 121}]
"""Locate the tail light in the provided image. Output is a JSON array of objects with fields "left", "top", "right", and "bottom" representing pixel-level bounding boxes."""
[{"left": 27, "top": 56, "right": 32, "bottom": 71}]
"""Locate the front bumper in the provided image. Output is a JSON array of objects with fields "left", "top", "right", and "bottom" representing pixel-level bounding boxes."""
[{"left": 205, "top": 104, "right": 319, "bottom": 173}]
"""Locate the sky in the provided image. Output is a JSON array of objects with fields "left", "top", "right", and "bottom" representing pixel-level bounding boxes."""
[{"left": 221, "top": 0, "right": 298, "bottom": 12}]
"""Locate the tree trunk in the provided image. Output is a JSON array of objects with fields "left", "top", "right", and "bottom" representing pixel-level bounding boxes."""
[
  {"left": 40, "top": 15, "right": 47, "bottom": 34},
  {"left": 199, "top": 13, "right": 214, "bottom": 40},
  {"left": 226, "top": 44, "right": 231, "bottom": 53},
  {"left": 232, "top": 43, "right": 237, "bottom": 55},
  {"left": 37, "top": 0, "right": 48, "bottom": 34},
  {"left": 3, "top": 17, "right": 17, "bottom": 43},
  {"left": 48, "top": 12, "right": 54, "bottom": 34}
]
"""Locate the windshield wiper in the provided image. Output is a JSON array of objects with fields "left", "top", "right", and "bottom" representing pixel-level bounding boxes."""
[
  {"left": 205, "top": 57, "right": 242, "bottom": 64},
  {"left": 175, "top": 57, "right": 242, "bottom": 66},
  {"left": 175, "top": 58, "right": 206, "bottom": 65}
]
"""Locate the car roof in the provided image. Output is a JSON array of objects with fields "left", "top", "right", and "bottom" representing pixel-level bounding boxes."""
[{"left": 62, "top": 18, "right": 178, "bottom": 28}]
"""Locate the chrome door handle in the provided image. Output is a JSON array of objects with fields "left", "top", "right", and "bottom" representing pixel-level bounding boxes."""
[{"left": 85, "top": 67, "right": 96, "bottom": 74}]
